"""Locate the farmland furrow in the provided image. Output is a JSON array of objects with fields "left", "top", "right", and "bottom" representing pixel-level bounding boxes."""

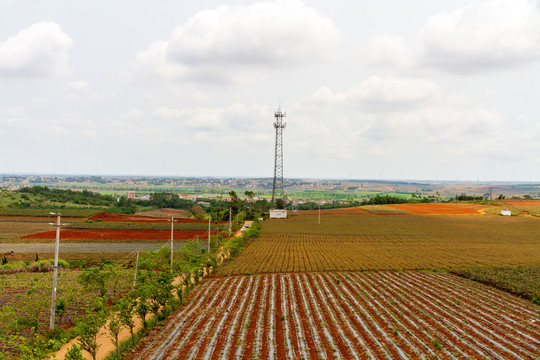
[
  {"left": 168, "top": 277, "right": 243, "bottom": 360},
  {"left": 337, "top": 274, "right": 394, "bottom": 359},
  {"left": 368, "top": 271, "right": 495, "bottom": 359},
  {"left": 378, "top": 272, "right": 513, "bottom": 359},
  {"left": 403, "top": 272, "right": 540, "bottom": 357},
  {"left": 195, "top": 277, "right": 248, "bottom": 360},
  {"left": 136, "top": 271, "right": 540, "bottom": 360},
  {"left": 334, "top": 273, "right": 435, "bottom": 360},
  {"left": 338, "top": 272, "right": 411, "bottom": 359},
  {"left": 309, "top": 274, "right": 365, "bottom": 359},
  {"left": 287, "top": 274, "right": 313, "bottom": 359},
  {"left": 355, "top": 272, "right": 475, "bottom": 359},
  {"left": 261, "top": 274, "right": 274, "bottom": 359},
  {"left": 293, "top": 273, "right": 331, "bottom": 359},
  {"left": 231, "top": 275, "right": 262, "bottom": 359},
  {"left": 280, "top": 275, "right": 296, "bottom": 359},
  {"left": 431, "top": 272, "right": 540, "bottom": 330},
  {"left": 299, "top": 273, "right": 343, "bottom": 359},
  {"left": 325, "top": 272, "right": 428, "bottom": 360},
  {"left": 390, "top": 272, "right": 528, "bottom": 358},
  {"left": 249, "top": 275, "right": 269, "bottom": 359},
  {"left": 207, "top": 276, "right": 255, "bottom": 360},
  {"left": 133, "top": 278, "right": 225, "bottom": 360},
  {"left": 313, "top": 273, "right": 371, "bottom": 359}
]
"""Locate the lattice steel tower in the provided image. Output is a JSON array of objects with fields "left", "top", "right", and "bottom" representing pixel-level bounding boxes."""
[{"left": 271, "top": 108, "right": 286, "bottom": 208}]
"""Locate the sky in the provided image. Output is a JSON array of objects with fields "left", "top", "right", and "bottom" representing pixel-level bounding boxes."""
[{"left": 1, "top": 0, "right": 540, "bottom": 181}]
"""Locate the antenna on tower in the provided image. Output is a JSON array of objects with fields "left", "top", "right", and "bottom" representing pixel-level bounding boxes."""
[{"left": 271, "top": 108, "right": 286, "bottom": 209}]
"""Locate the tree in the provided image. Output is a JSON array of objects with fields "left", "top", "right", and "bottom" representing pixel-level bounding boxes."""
[
  {"left": 55, "top": 299, "right": 66, "bottom": 327},
  {"left": 77, "top": 305, "right": 106, "bottom": 360},
  {"left": 116, "top": 296, "right": 136, "bottom": 345},
  {"left": 65, "top": 344, "right": 84, "bottom": 360},
  {"left": 78, "top": 265, "right": 110, "bottom": 298},
  {"left": 135, "top": 287, "right": 150, "bottom": 330},
  {"left": 107, "top": 313, "right": 125, "bottom": 360},
  {"left": 245, "top": 191, "right": 254, "bottom": 202}
]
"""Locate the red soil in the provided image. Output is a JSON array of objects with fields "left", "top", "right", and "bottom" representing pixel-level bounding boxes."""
[
  {"left": 20, "top": 229, "right": 208, "bottom": 240},
  {"left": 386, "top": 203, "right": 489, "bottom": 215},
  {"left": 87, "top": 212, "right": 205, "bottom": 223}
]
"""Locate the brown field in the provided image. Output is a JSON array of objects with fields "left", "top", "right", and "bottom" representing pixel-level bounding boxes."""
[
  {"left": 88, "top": 212, "right": 203, "bottom": 223},
  {"left": 132, "top": 272, "right": 540, "bottom": 360},
  {"left": 218, "top": 214, "right": 540, "bottom": 275},
  {"left": 1, "top": 251, "right": 132, "bottom": 262},
  {"left": 297, "top": 207, "right": 370, "bottom": 215},
  {"left": 139, "top": 208, "right": 192, "bottom": 218},
  {"left": 0, "top": 222, "right": 52, "bottom": 239},
  {"left": 362, "top": 205, "right": 412, "bottom": 214},
  {"left": 496, "top": 200, "right": 540, "bottom": 207},
  {"left": 385, "top": 202, "right": 490, "bottom": 215},
  {"left": 0, "top": 216, "right": 80, "bottom": 221},
  {"left": 20, "top": 229, "right": 208, "bottom": 240}
]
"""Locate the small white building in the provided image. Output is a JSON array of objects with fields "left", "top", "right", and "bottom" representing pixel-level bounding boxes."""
[
  {"left": 501, "top": 210, "right": 511, "bottom": 216},
  {"left": 269, "top": 209, "right": 287, "bottom": 219}
]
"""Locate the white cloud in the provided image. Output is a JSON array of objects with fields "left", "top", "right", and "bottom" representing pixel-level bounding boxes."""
[
  {"left": 0, "top": 22, "right": 73, "bottom": 78},
  {"left": 419, "top": 0, "right": 540, "bottom": 73},
  {"left": 300, "top": 76, "right": 439, "bottom": 112},
  {"left": 68, "top": 80, "right": 90, "bottom": 91},
  {"left": 121, "top": 109, "right": 145, "bottom": 120},
  {"left": 365, "top": 34, "right": 412, "bottom": 69},
  {"left": 133, "top": 0, "right": 338, "bottom": 83},
  {"left": 152, "top": 103, "right": 270, "bottom": 132},
  {"left": 0, "top": 107, "right": 28, "bottom": 127}
]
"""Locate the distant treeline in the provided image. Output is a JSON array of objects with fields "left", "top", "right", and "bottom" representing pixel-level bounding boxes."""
[
  {"left": 18, "top": 186, "right": 116, "bottom": 206},
  {"left": 297, "top": 194, "right": 433, "bottom": 210}
]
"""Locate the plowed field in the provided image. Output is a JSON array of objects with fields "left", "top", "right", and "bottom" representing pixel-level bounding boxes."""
[
  {"left": 297, "top": 207, "right": 370, "bottom": 215},
  {"left": 131, "top": 272, "right": 540, "bottom": 360},
  {"left": 218, "top": 214, "right": 540, "bottom": 274},
  {"left": 87, "top": 212, "right": 204, "bottom": 223},
  {"left": 385, "top": 203, "right": 489, "bottom": 215},
  {"left": 20, "top": 229, "right": 208, "bottom": 240},
  {"left": 496, "top": 200, "right": 540, "bottom": 207}
]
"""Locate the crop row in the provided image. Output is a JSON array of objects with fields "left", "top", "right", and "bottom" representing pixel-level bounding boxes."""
[
  {"left": 218, "top": 233, "right": 540, "bottom": 275},
  {"left": 131, "top": 271, "right": 540, "bottom": 360}
]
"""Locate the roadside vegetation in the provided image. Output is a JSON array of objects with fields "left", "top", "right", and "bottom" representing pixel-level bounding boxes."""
[{"left": 0, "top": 214, "right": 262, "bottom": 359}]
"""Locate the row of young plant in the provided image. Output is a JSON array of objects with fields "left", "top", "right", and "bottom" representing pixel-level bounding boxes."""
[{"left": 61, "top": 220, "right": 261, "bottom": 360}]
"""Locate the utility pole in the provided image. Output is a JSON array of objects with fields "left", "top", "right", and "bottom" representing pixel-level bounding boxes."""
[
  {"left": 208, "top": 215, "right": 211, "bottom": 253},
  {"left": 170, "top": 216, "right": 174, "bottom": 273},
  {"left": 318, "top": 203, "right": 321, "bottom": 225},
  {"left": 48, "top": 212, "right": 65, "bottom": 330},
  {"left": 228, "top": 207, "right": 232, "bottom": 237},
  {"left": 133, "top": 249, "right": 140, "bottom": 288}
]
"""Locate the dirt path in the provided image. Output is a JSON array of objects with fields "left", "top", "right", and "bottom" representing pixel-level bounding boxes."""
[
  {"left": 233, "top": 221, "right": 253, "bottom": 237},
  {"left": 51, "top": 313, "right": 145, "bottom": 360},
  {"left": 51, "top": 273, "right": 191, "bottom": 359}
]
